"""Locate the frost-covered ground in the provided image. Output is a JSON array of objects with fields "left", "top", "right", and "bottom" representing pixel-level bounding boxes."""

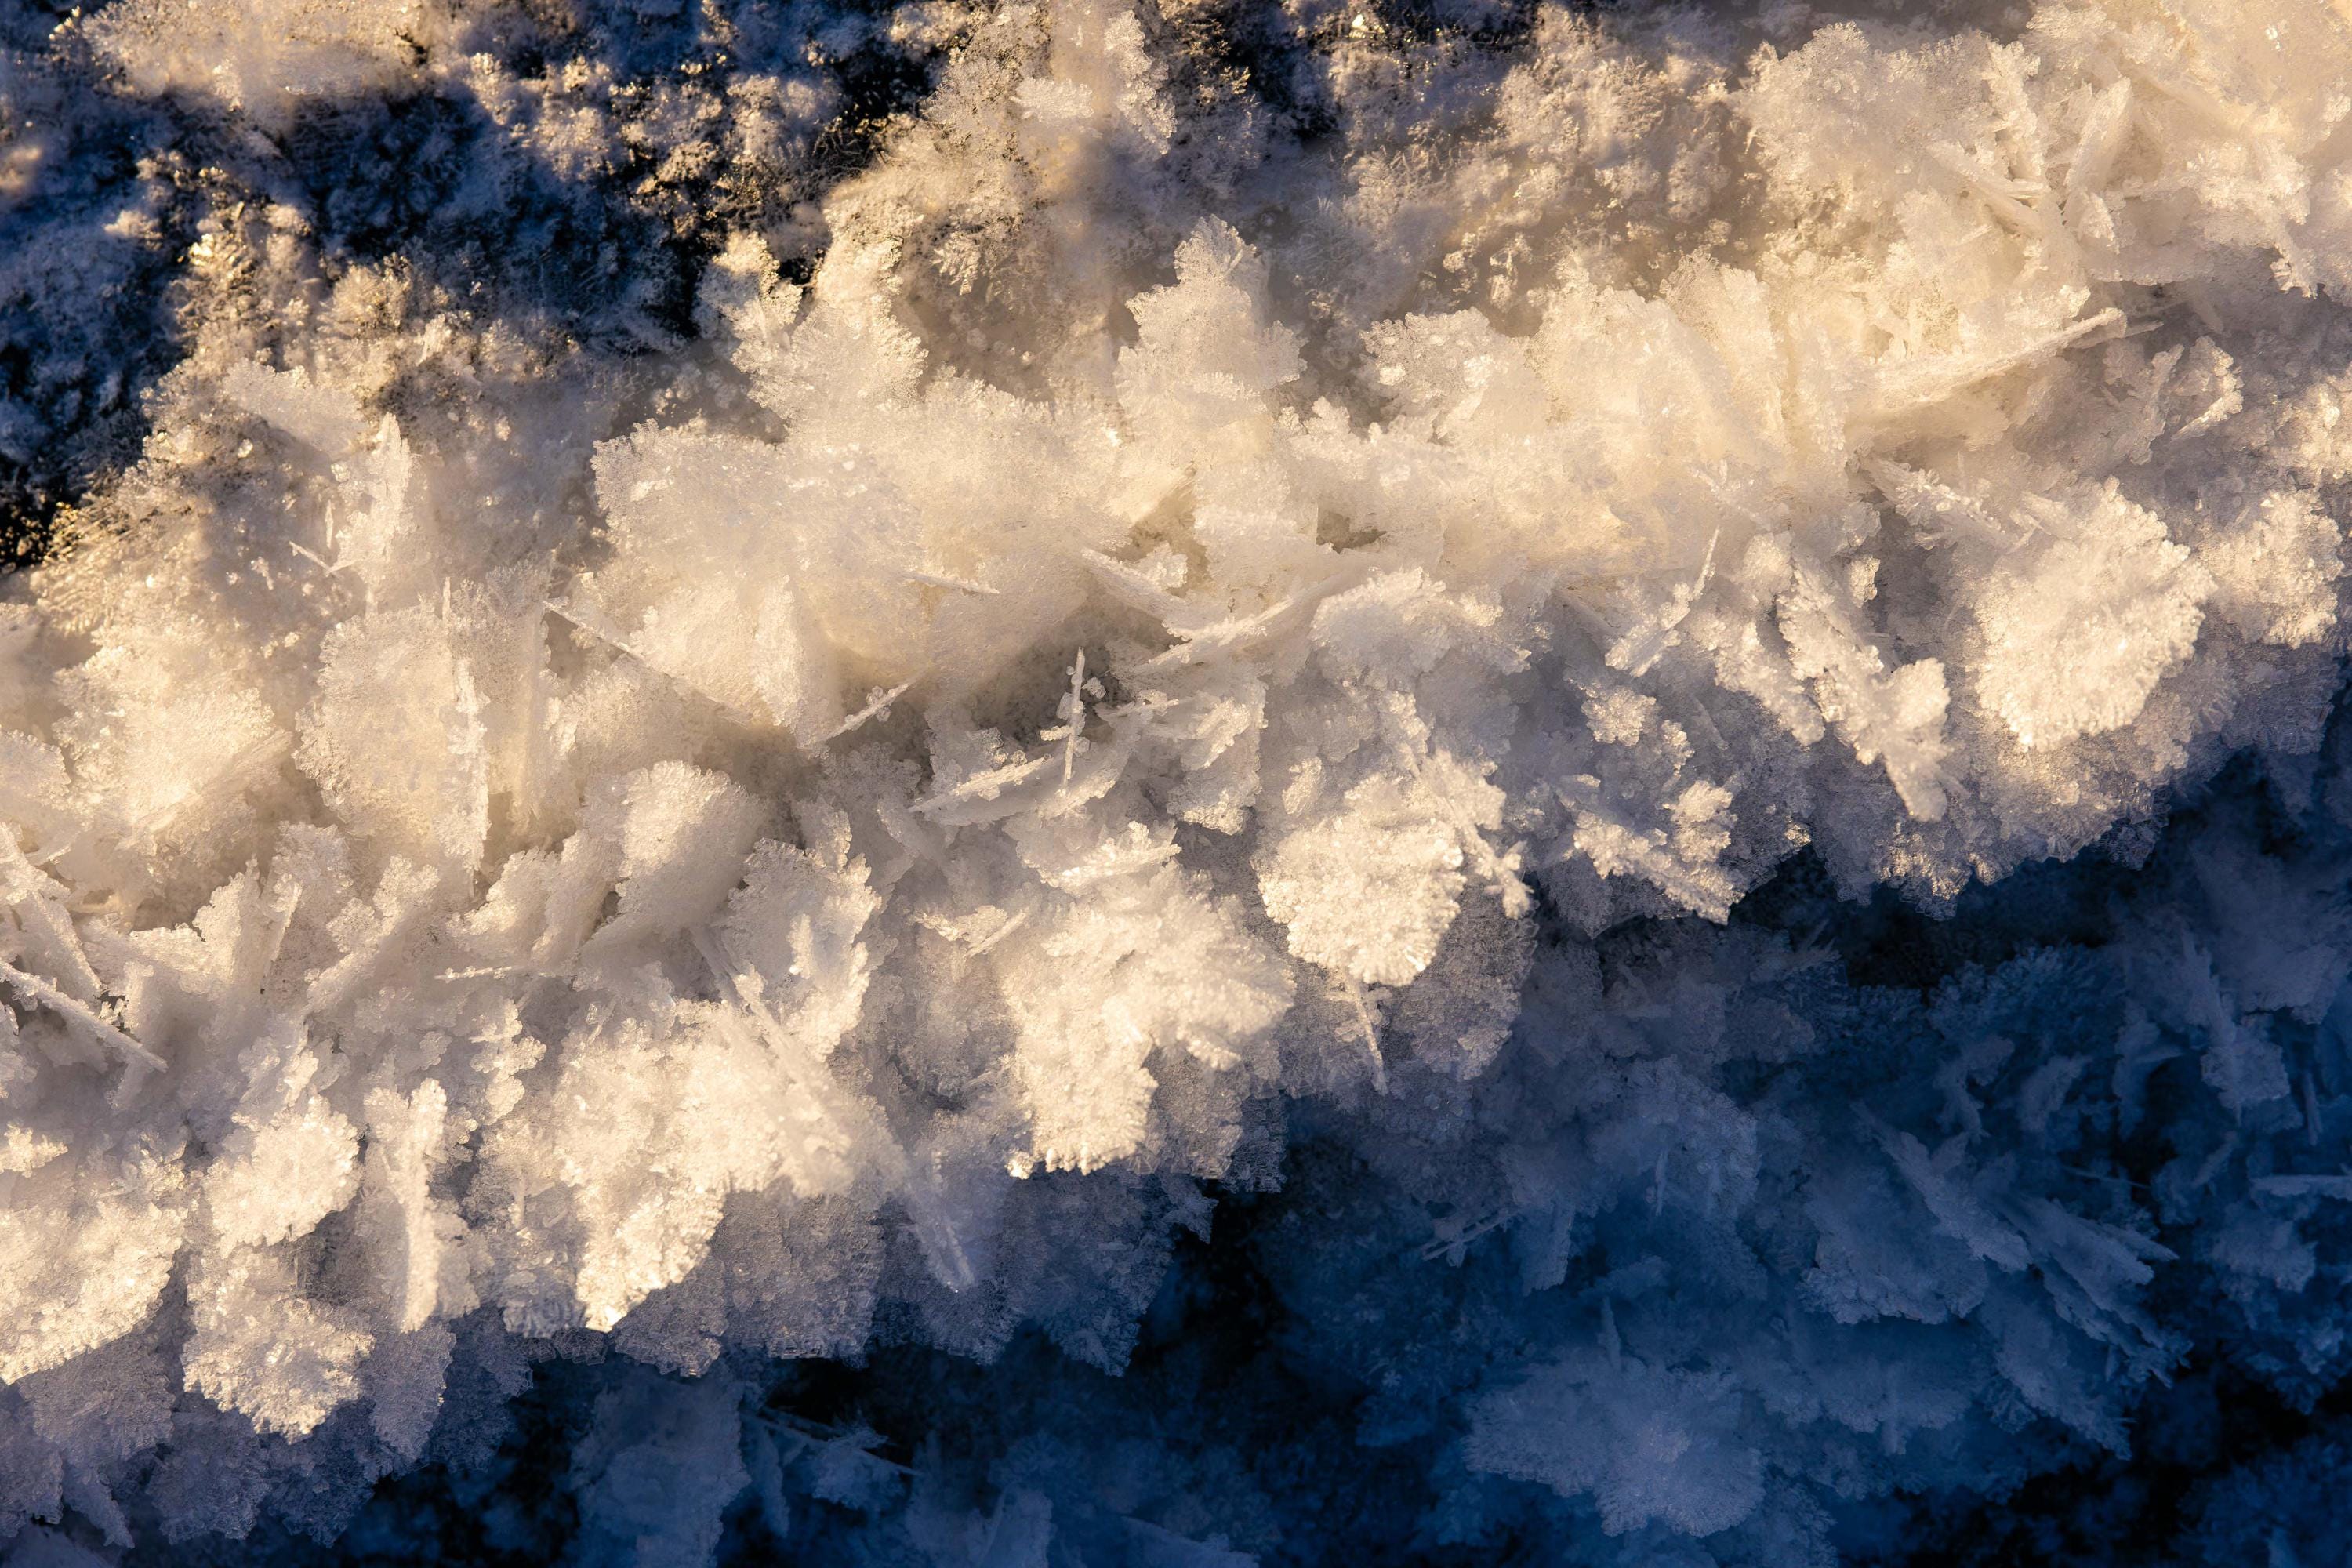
[{"left": 8, "top": 0, "right": 2352, "bottom": 1562}]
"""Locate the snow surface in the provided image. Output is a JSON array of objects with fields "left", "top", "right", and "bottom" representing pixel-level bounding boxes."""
[{"left": 8, "top": 0, "right": 2352, "bottom": 1561}]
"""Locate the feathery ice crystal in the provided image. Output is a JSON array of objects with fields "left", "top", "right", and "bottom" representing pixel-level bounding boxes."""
[{"left": 9, "top": 0, "right": 2352, "bottom": 1559}]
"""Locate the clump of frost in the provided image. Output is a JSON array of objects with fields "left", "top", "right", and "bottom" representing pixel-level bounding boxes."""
[
  {"left": 85, "top": 0, "right": 448, "bottom": 125},
  {"left": 7, "top": 0, "right": 2352, "bottom": 1557}
]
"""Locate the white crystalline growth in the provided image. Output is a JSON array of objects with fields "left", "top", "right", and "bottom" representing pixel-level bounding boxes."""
[
  {"left": 85, "top": 0, "right": 447, "bottom": 127},
  {"left": 7, "top": 0, "right": 2352, "bottom": 1533}
]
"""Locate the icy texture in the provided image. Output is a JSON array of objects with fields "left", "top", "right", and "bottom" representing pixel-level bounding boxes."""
[{"left": 8, "top": 0, "right": 2352, "bottom": 1560}]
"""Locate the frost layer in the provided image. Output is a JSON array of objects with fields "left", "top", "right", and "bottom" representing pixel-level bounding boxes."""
[{"left": 8, "top": 0, "right": 2352, "bottom": 1556}]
